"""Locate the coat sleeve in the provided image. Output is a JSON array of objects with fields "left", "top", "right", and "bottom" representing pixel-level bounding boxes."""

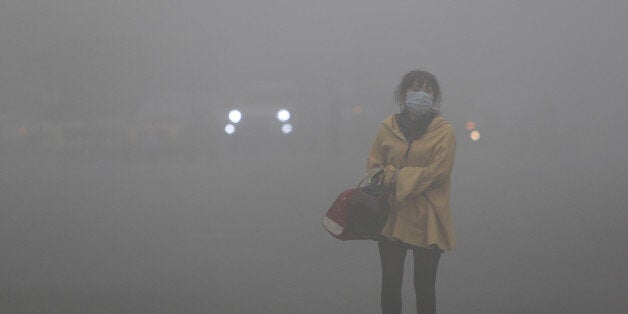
[
  {"left": 367, "top": 126, "right": 385, "bottom": 171},
  {"left": 367, "top": 126, "right": 397, "bottom": 189},
  {"left": 395, "top": 126, "right": 455, "bottom": 201}
]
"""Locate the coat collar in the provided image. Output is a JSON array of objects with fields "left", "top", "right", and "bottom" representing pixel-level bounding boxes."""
[{"left": 381, "top": 114, "right": 447, "bottom": 142}]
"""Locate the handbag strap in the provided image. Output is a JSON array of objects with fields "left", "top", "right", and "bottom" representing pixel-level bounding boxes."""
[{"left": 356, "top": 166, "right": 384, "bottom": 188}]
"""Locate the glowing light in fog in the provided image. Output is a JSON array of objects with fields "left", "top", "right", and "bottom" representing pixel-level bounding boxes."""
[
  {"left": 353, "top": 105, "right": 363, "bottom": 115},
  {"left": 277, "top": 109, "right": 291, "bottom": 123},
  {"left": 281, "top": 123, "right": 293, "bottom": 134},
  {"left": 465, "top": 120, "right": 476, "bottom": 131},
  {"left": 228, "top": 110, "right": 242, "bottom": 124},
  {"left": 470, "top": 130, "right": 480, "bottom": 141},
  {"left": 225, "top": 124, "right": 236, "bottom": 134}
]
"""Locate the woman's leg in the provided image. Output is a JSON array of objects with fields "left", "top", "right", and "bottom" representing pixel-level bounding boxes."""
[
  {"left": 378, "top": 240, "right": 408, "bottom": 314},
  {"left": 412, "top": 247, "right": 441, "bottom": 314}
]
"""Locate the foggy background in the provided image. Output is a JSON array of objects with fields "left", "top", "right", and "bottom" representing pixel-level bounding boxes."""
[{"left": 1, "top": 1, "right": 627, "bottom": 313}]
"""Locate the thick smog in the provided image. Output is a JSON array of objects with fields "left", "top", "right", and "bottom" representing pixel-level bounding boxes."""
[{"left": 1, "top": 1, "right": 626, "bottom": 313}]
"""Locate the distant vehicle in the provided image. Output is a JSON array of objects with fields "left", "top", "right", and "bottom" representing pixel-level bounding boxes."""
[{"left": 223, "top": 104, "right": 295, "bottom": 137}]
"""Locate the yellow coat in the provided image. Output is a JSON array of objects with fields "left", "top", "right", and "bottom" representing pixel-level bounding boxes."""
[{"left": 367, "top": 114, "right": 457, "bottom": 251}]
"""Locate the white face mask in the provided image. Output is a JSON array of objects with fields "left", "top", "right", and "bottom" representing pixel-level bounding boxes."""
[{"left": 405, "top": 91, "right": 434, "bottom": 115}]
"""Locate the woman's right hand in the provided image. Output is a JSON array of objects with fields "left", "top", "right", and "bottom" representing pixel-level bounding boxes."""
[
  {"left": 383, "top": 165, "right": 398, "bottom": 190},
  {"left": 390, "top": 169, "right": 400, "bottom": 186}
]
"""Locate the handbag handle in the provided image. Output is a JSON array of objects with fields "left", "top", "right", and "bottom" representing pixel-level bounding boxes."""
[{"left": 356, "top": 166, "right": 384, "bottom": 188}]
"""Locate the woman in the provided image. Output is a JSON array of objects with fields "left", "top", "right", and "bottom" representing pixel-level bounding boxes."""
[{"left": 367, "top": 69, "right": 456, "bottom": 314}]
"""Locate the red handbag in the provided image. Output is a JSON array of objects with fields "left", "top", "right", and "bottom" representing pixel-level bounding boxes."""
[{"left": 323, "top": 167, "right": 389, "bottom": 241}]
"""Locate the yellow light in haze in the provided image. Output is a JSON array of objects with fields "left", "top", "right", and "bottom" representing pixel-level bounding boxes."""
[{"left": 352, "top": 105, "right": 363, "bottom": 115}]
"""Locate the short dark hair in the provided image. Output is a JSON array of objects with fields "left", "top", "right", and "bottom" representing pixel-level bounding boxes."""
[{"left": 394, "top": 70, "right": 442, "bottom": 111}]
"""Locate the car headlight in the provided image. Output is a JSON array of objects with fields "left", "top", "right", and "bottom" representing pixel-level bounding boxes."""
[
  {"left": 228, "top": 110, "right": 242, "bottom": 124},
  {"left": 276, "top": 109, "right": 290, "bottom": 123}
]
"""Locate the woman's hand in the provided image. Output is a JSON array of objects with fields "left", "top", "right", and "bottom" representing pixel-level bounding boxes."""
[
  {"left": 383, "top": 165, "right": 400, "bottom": 191},
  {"left": 390, "top": 169, "right": 400, "bottom": 186}
]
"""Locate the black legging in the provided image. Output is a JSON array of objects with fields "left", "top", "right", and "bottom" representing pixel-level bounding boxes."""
[{"left": 378, "top": 239, "right": 442, "bottom": 314}]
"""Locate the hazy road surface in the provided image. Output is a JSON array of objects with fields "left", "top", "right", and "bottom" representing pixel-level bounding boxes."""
[{"left": 1, "top": 147, "right": 626, "bottom": 313}]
